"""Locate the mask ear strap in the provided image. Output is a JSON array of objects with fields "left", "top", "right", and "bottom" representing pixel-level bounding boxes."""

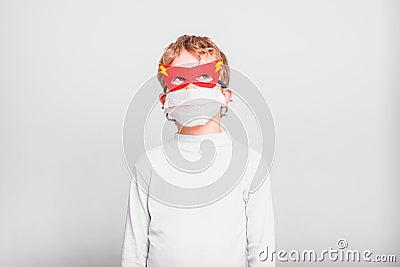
[{"left": 218, "top": 80, "right": 227, "bottom": 88}]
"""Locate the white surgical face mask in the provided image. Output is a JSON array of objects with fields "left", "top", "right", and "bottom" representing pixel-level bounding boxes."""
[{"left": 164, "top": 88, "right": 226, "bottom": 127}]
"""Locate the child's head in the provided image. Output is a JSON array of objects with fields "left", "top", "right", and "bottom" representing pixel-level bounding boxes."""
[
  {"left": 157, "top": 35, "right": 233, "bottom": 134},
  {"left": 157, "top": 35, "right": 231, "bottom": 90}
]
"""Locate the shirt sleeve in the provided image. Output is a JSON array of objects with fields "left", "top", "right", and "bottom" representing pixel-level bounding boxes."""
[
  {"left": 121, "top": 167, "right": 151, "bottom": 267},
  {"left": 245, "top": 174, "right": 276, "bottom": 267}
]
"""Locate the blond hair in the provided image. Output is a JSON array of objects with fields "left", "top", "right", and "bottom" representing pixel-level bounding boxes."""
[{"left": 157, "top": 35, "right": 230, "bottom": 90}]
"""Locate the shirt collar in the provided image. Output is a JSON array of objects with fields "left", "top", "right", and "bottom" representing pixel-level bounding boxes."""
[{"left": 173, "top": 130, "right": 231, "bottom": 147}]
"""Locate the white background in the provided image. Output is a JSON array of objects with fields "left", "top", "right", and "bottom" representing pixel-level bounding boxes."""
[{"left": 0, "top": 0, "right": 398, "bottom": 266}]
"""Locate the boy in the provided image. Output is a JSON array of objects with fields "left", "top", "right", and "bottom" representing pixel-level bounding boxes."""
[{"left": 121, "top": 35, "right": 276, "bottom": 267}]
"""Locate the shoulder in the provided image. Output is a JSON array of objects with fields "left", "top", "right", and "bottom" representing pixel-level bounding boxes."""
[
  {"left": 134, "top": 143, "right": 165, "bottom": 172},
  {"left": 132, "top": 143, "right": 165, "bottom": 186},
  {"left": 231, "top": 138, "right": 272, "bottom": 194}
]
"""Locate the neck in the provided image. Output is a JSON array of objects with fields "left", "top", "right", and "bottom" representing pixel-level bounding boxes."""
[{"left": 177, "top": 115, "right": 222, "bottom": 136}]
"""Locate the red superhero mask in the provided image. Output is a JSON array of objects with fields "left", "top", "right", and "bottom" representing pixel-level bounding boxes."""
[{"left": 158, "top": 60, "right": 226, "bottom": 93}]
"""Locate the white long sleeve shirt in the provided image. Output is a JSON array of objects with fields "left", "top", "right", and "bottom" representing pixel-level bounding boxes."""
[{"left": 121, "top": 130, "right": 276, "bottom": 267}]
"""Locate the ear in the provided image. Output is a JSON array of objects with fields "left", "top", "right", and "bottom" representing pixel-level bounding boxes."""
[
  {"left": 159, "top": 93, "right": 166, "bottom": 106},
  {"left": 221, "top": 88, "right": 232, "bottom": 107}
]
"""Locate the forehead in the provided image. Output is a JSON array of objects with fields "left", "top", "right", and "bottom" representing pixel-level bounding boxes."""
[{"left": 171, "top": 49, "right": 217, "bottom": 67}]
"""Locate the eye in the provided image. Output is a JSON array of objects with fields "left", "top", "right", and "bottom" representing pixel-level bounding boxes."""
[
  {"left": 196, "top": 74, "right": 213, "bottom": 82},
  {"left": 171, "top": 77, "right": 186, "bottom": 85}
]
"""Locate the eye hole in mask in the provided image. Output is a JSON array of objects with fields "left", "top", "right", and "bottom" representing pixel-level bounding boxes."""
[
  {"left": 196, "top": 74, "right": 213, "bottom": 83},
  {"left": 171, "top": 76, "right": 186, "bottom": 86},
  {"left": 171, "top": 74, "right": 214, "bottom": 86}
]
